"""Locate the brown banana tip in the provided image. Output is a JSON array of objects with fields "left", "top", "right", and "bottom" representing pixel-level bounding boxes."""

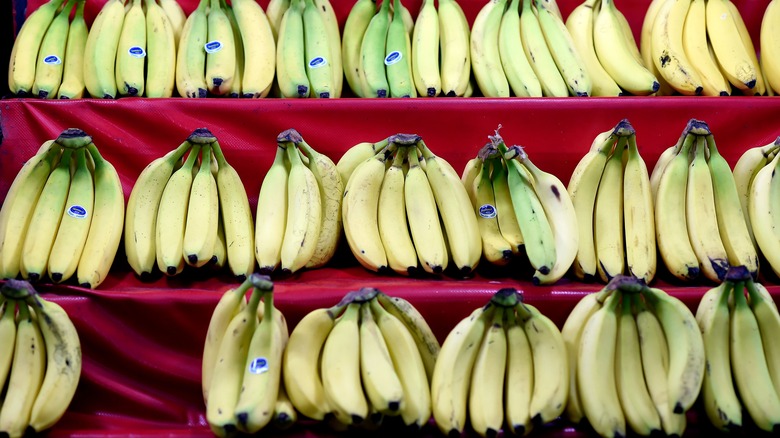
[
  {"left": 277, "top": 128, "right": 303, "bottom": 144},
  {"left": 388, "top": 133, "right": 422, "bottom": 146},
  {"left": 725, "top": 265, "right": 751, "bottom": 282}
]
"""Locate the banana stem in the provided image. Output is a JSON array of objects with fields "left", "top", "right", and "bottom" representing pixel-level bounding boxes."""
[
  {"left": 188, "top": 128, "right": 217, "bottom": 145},
  {"left": 491, "top": 288, "right": 521, "bottom": 308},
  {"left": 209, "top": 140, "right": 229, "bottom": 169},
  {"left": 391, "top": 145, "right": 408, "bottom": 166},
  {"left": 197, "top": 0, "right": 210, "bottom": 12},
  {"left": 55, "top": 128, "right": 92, "bottom": 149},
  {"left": 372, "top": 137, "right": 391, "bottom": 153},
  {"left": 606, "top": 274, "right": 645, "bottom": 294},
  {"left": 16, "top": 300, "right": 30, "bottom": 321},
  {"left": 249, "top": 273, "right": 274, "bottom": 292},
  {"left": 86, "top": 142, "right": 106, "bottom": 167},
  {"left": 353, "top": 287, "right": 380, "bottom": 303},
  {"left": 415, "top": 139, "right": 436, "bottom": 160},
  {"left": 612, "top": 119, "right": 636, "bottom": 137},
  {"left": 1, "top": 279, "right": 35, "bottom": 300},
  {"left": 261, "top": 287, "right": 274, "bottom": 321}
]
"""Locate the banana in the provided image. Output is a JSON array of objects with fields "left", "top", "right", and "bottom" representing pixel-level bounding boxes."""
[
  {"left": 561, "top": 287, "right": 613, "bottom": 424},
  {"left": 498, "top": 0, "right": 541, "bottom": 97},
  {"left": 176, "top": 0, "right": 209, "bottom": 97},
  {"left": 359, "top": 302, "right": 404, "bottom": 415},
  {"left": 56, "top": 0, "right": 87, "bottom": 99},
  {"left": 31, "top": 0, "right": 74, "bottom": 99},
  {"left": 273, "top": 379, "right": 296, "bottom": 430},
  {"left": 8, "top": 0, "right": 65, "bottom": 96},
  {"left": 654, "top": 132, "right": 700, "bottom": 281},
  {"left": 504, "top": 306, "right": 533, "bottom": 435},
  {"left": 0, "top": 300, "right": 16, "bottom": 398},
  {"left": 568, "top": 130, "right": 613, "bottom": 281},
  {"left": 641, "top": 286, "right": 705, "bottom": 414},
  {"left": 254, "top": 145, "right": 288, "bottom": 273},
  {"left": 473, "top": 159, "right": 513, "bottom": 265},
  {"left": 707, "top": 0, "right": 757, "bottom": 92},
  {"left": 145, "top": 0, "right": 177, "bottom": 97},
  {"left": 438, "top": 0, "right": 471, "bottom": 96},
  {"left": 302, "top": 0, "right": 333, "bottom": 98},
  {"left": 233, "top": 0, "right": 276, "bottom": 97},
  {"left": 25, "top": 291, "right": 81, "bottom": 433},
  {"left": 411, "top": 0, "right": 440, "bottom": 97},
  {"left": 266, "top": 0, "right": 291, "bottom": 39},
  {"left": 83, "top": 0, "right": 125, "bottom": 98},
  {"left": 623, "top": 134, "right": 657, "bottom": 283},
  {"left": 640, "top": 0, "right": 673, "bottom": 95},
  {"left": 337, "top": 138, "right": 389, "bottom": 184},
  {"left": 404, "top": 147, "right": 447, "bottom": 274},
  {"left": 204, "top": 0, "right": 236, "bottom": 95},
  {"left": 706, "top": 135, "right": 758, "bottom": 277},
  {"left": 763, "top": 0, "right": 780, "bottom": 94},
  {"left": 565, "top": 0, "right": 621, "bottom": 96},
  {"left": 223, "top": 0, "right": 245, "bottom": 98},
  {"left": 651, "top": 0, "right": 704, "bottom": 95},
  {"left": 202, "top": 281, "right": 251, "bottom": 404},
  {"left": 431, "top": 304, "right": 494, "bottom": 436},
  {"left": 280, "top": 143, "right": 322, "bottom": 274},
  {"left": 697, "top": 281, "right": 742, "bottom": 431},
  {"left": 593, "top": 0, "right": 659, "bottom": 95},
  {"left": 650, "top": 129, "right": 686, "bottom": 202},
  {"left": 156, "top": 145, "right": 201, "bottom": 275},
  {"left": 159, "top": 0, "right": 186, "bottom": 48},
  {"left": 593, "top": 137, "right": 625, "bottom": 283},
  {"left": 360, "top": 0, "right": 391, "bottom": 97},
  {"left": 418, "top": 140, "right": 481, "bottom": 276},
  {"left": 491, "top": 159, "right": 524, "bottom": 254},
  {"left": 19, "top": 149, "right": 73, "bottom": 282},
  {"left": 461, "top": 156, "right": 482, "bottom": 206},
  {"left": 282, "top": 301, "right": 348, "bottom": 421},
  {"left": 0, "top": 142, "right": 61, "bottom": 280},
  {"left": 183, "top": 144, "right": 219, "bottom": 267},
  {"left": 577, "top": 290, "right": 624, "bottom": 438},
  {"left": 687, "top": 135, "right": 730, "bottom": 282},
  {"left": 369, "top": 298, "right": 431, "bottom": 428},
  {"left": 616, "top": 294, "right": 662, "bottom": 436},
  {"left": 378, "top": 148, "right": 418, "bottom": 275},
  {"left": 125, "top": 140, "right": 191, "bottom": 277},
  {"left": 730, "top": 279, "right": 780, "bottom": 431},
  {"left": 748, "top": 150, "right": 780, "bottom": 276},
  {"left": 520, "top": 0, "right": 567, "bottom": 97},
  {"left": 321, "top": 302, "right": 367, "bottom": 425},
  {"left": 735, "top": 139, "right": 780, "bottom": 247},
  {"left": 746, "top": 278, "right": 780, "bottom": 401},
  {"left": 234, "top": 289, "right": 286, "bottom": 434},
  {"left": 115, "top": 0, "right": 147, "bottom": 97},
  {"left": 206, "top": 285, "right": 262, "bottom": 437},
  {"left": 385, "top": 0, "right": 415, "bottom": 98},
  {"left": 471, "top": 0, "right": 510, "bottom": 98},
  {"left": 276, "top": 0, "right": 310, "bottom": 98},
  {"left": 309, "top": 0, "right": 341, "bottom": 97},
  {"left": 47, "top": 148, "right": 93, "bottom": 283},
  {"left": 342, "top": 149, "right": 389, "bottom": 272},
  {"left": 635, "top": 295, "right": 685, "bottom": 436},
  {"left": 342, "top": 0, "right": 376, "bottom": 97},
  {"left": 682, "top": 0, "right": 730, "bottom": 96},
  {"left": 210, "top": 141, "right": 255, "bottom": 279},
  {"left": 536, "top": 0, "right": 591, "bottom": 96},
  {"left": 294, "top": 140, "right": 342, "bottom": 269},
  {"left": 468, "top": 307, "right": 507, "bottom": 438}
]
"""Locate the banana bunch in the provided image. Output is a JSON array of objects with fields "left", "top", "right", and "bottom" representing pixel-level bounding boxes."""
[
  {"left": 202, "top": 274, "right": 290, "bottom": 437},
  {"left": 696, "top": 265, "right": 780, "bottom": 432},
  {"left": 568, "top": 0, "right": 658, "bottom": 96},
  {"left": 461, "top": 130, "right": 577, "bottom": 284},
  {"left": 643, "top": 0, "right": 764, "bottom": 96},
  {"left": 0, "top": 129, "right": 124, "bottom": 289},
  {"left": 125, "top": 128, "right": 254, "bottom": 280},
  {"left": 432, "top": 288, "right": 567, "bottom": 437},
  {"left": 740, "top": 137, "right": 780, "bottom": 278},
  {"left": 273, "top": 0, "right": 343, "bottom": 98},
  {"left": 283, "top": 287, "right": 438, "bottom": 429},
  {"left": 254, "top": 129, "right": 342, "bottom": 275},
  {"left": 0, "top": 279, "right": 82, "bottom": 438},
  {"left": 340, "top": 133, "right": 480, "bottom": 276},
  {"left": 177, "top": 0, "right": 275, "bottom": 98},
  {"left": 342, "top": 0, "right": 419, "bottom": 97},
  {"left": 568, "top": 120, "right": 656, "bottom": 284},
  {"left": 651, "top": 119, "right": 758, "bottom": 283},
  {"left": 564, "top": 275, "right": 704, "bottom": 437},
  {"left": 8, "top": 0, "right": 89, "bottom": 98}
]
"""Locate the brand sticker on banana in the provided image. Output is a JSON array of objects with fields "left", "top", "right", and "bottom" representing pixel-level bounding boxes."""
[
  {"left": 384, "top": 51, "right": 402, "bottom": 66},
  {"left": 128, "top": 46, "right": 146, "bottom": 58},
  {"left": 249, "top": 357, "right": 269, "bottom": 374},
  {"left": 204, "top": 41, "right": 223, "bottom": 54},
  {"left": 67, "top": 205, "right": 88, "bottom": 219}
]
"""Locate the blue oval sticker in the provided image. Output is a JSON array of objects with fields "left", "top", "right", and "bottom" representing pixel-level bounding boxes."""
[
  {"left": 67, "top": 205, "right": 87, "bottom": 219},
  {"left": 128, "top": 46, "right": 146, "bottom": 58},
  {"left": 204, "top": 41, "right": 223, "bottom": 53},
  {"left": 479, "top": 204, "right": 497, "bottom": 219},
  {"left": 308, "top": 57, "right": 327, "bottom": 68},
  {"left": 384, "top": 51, "right": 402, "bottom": 66},
  {"left": 249, "top": 357, "right": 269, "bottom": 374},
  {"left": 43, "top": 55, "right": 62, "bottom": 65}
]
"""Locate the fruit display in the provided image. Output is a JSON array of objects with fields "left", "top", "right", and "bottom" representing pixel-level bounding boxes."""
[
  {"left": 282, "top": 287, "right": 438, "bottom": 428},
  {"left": 696, "top": 265, "right": 780, "bottom": 432},
  {"left": 339, "top": 133, "right": 480, "bottom": 276},
  {"left": 564, "top": 275, "right": 704, "bottom": 437},
  {"left": 254, "top": 128, "right": 342, "bottom": 275},
  {"left": 651, "top": 119, "right": 758, "bottom": 282},
  {"left": 201, "top": 274, "right": 289, "bottom": 436},
  {"left": 0, "top": 129, "right": 124, "bottom": 289},
  {"left": 461, "top": 130, "right": 578, "bottom": 284},
  {"left": 568, "top": 120, "right": 656, "bottom": 283},
  {"left": 432, "top": 287, "right": 568, "bottom": 437},
  {"left": 124, "top": 127, "right": 255, "bottom": 280},
  {"left": 0, "top": 279, "right": 82, "bottom": 438}
]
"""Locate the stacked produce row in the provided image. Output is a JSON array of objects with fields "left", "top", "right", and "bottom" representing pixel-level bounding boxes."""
[{"left": 8, "top": 0, "right": 780, "bottom": 98}]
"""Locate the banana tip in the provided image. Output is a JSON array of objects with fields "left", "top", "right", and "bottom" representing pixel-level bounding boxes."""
[
  {"left": 50, "top": 272, "right": 63, "bottom": 283},
  {"left": 27, "top": 272, "right": 40, "bottom": 283}
]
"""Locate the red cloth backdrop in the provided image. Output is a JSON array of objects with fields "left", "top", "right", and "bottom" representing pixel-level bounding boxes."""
[{"left": 1, "top": 0, "right": 780, "bottom": 436}]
